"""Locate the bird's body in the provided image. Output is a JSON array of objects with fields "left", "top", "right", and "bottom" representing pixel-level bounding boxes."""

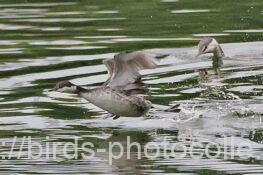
[
  {"left": 53, "top": 51, "right": 161, "bottom": 118},
  {"left": 79, "top": 87, "right": 151, "bottom": 117}
]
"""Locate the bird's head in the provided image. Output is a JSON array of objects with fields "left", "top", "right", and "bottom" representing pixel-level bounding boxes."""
[
  {"left": 52, "top": 80, "right": 77, "bottom": 93},
  {"left": 197, "top": 38, "right": 219, "bottom": 57}
]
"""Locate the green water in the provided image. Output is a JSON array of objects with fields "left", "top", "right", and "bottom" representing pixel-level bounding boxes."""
[{"left": 0, "top": 0, "right": 262, "bottom": 174}]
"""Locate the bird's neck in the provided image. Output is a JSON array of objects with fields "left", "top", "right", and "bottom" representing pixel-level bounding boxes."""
[
  {"left": 77, "top": 86, "right": 97, "bottom": 102},
  {"left": 75, "top": 86, "right": 90, "bottom": 95},
  {"left": 212, "top": 45, "right": 224, "bottom": 75},
  {"left": 213, "top": 45, "right": 225, "bottom": 58}
]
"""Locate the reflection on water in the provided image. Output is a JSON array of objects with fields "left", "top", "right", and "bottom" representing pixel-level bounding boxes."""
[
  {"left": 224, "top": 29, "right": 263, "bottom": 33},
  {"left": 193, "top": 33, "right": 230, "bottom": 37},
  {"left": 0, "top": 0, "right": 262, "bottom": 174},
  {"left": 14, "top": 17, "right": 126, "bottom": 23},
  {"left": 171, "top": 9, "right": 211, "bottom": 14}
]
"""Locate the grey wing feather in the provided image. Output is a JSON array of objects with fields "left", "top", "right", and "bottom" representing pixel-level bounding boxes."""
[
  {"left": 102, "top": 59, "right": 115, "bottom": 86},
  {"left": 107, "top": 51, "right": 158, "bottom": 94}
]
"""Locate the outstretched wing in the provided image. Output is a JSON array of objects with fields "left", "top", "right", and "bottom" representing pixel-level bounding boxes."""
[
  {"left": 104, "top": 51, "right": 158, "bottom": 94},
  {"left": 102, "top": 59, "right": 115, "bottom": 86}
]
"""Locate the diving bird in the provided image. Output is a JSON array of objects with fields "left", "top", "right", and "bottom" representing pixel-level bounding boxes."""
[
  {"left": 197, "top": 38, "right": 225, "bottom": 76},
  {"left": 52, "top": 51, "right": 180, "bottom": 120}
]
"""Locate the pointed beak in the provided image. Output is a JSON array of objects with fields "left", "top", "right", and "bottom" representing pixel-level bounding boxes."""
[
  {"left": 196, "top": 51, "right": 202, "bottom": 58},
  {"left": 196, "top": 45, "right": 203, "bottom": 58},
  {"left": 48, "top": 87, "right": 57, "bottom": 92},
  {"left": 48, "top": 89, "right": 54, "bottom": 92}
]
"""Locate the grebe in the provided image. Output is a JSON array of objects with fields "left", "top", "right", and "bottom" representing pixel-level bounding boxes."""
[
  {"left": 53, "top": 51, "right": 178, "bottom": 119},
  {"left": 197, "top": 38, "right": 225, "bottom": 76}
]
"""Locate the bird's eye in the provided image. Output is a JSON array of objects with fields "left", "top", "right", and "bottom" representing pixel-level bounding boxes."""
[
  {"left": 203, "top": 46, "right": 208, "bottom": 52},
  {"left": 59, "top": 83, "right": 64, "bottom": 88}
]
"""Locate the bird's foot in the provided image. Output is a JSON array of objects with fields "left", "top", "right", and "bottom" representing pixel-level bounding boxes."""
[
  {"left": 102, "top": 114, "right": 115, "bottom": 119},
  {"left": 113, "top": 115, "right": 120, "bottom": 120},
  {"left": 144, "top": 114, "right": 161, "bottom": 119},
  {"left": 164, "top": 104, "right": 181, "bottom": 113},
  {"left": 155, "top": 54, "right": 170, "bottom": 59}
]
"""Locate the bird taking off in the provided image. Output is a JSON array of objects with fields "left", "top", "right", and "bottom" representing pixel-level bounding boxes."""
[{"left": 197, "top": 38, "right": 225, "bottom": 75}]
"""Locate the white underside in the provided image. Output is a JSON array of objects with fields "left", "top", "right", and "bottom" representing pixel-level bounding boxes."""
[{"left": 80, "top": 89, "right": 150, "bottom": 117}]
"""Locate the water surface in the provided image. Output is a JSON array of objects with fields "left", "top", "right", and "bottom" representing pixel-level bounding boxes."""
[{"left": 0, "top": 0, "right": 262, "bottom": 174}]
